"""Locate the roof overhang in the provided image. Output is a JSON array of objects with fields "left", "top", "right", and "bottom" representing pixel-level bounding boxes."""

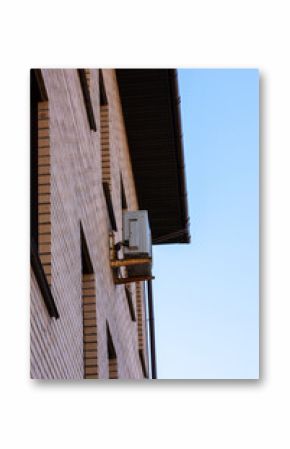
[{"left": 116, "top": 69, "right": 190, "bottom": 245}]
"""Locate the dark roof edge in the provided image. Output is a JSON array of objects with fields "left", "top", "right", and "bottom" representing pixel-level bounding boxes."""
[{"left": 167, "top": 69, "right": 190, "bottom": 244}]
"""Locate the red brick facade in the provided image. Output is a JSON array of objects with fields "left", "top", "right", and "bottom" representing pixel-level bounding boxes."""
[{"left": 30, "top": 69, "right": 148, "bottom": 379}]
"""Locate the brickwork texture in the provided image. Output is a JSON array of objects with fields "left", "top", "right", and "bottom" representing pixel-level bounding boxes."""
[{"left": 30, "top": 69, "right": 148, "bottom": 379}]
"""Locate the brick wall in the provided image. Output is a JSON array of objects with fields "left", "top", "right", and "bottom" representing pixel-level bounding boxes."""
[{"left": 30, "top": 69, "right": 148, "bottom": 379}]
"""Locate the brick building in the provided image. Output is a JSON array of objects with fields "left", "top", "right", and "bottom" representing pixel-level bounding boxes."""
[{"left": 30, "top": 69, "right": 190, "bottom": 379}]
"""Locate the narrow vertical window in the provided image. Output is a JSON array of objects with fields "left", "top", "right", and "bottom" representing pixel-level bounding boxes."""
[
  {"left": 78, "top": 69, "right": 97, "bottom": 131},
  {"left": 121, "top": 175, "right": 127, "bottom": 210},
  {"left": 99, "top": 69, "right": 108, "bottom": 106},
  {"left": 31, "top": 69, "right": 58, "bottom": 318},
  {"left": 125, "top": 285, "right": 136, "bottom": 321},
  {"left": 106, "top": 322, "right": 118, "bottom": 379},
  {"left": 103, "top": 181, "right": 117, "bottom": 231},
  {"left": 81, "top": 225, "right": 98, "bottom": 379},
  {"left": 30, "top": 70, "right": 40, "bottom": 249},
  {"left": 100, "top": 70, "right": 117, "bottom": 233},
  {"left": 30, "top": 69, "right": 52, "bottom": 286}
]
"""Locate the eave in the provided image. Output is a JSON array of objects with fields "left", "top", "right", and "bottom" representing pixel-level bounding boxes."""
[{"left": 116, "top": 69, "right": 190, "bottom": 244}]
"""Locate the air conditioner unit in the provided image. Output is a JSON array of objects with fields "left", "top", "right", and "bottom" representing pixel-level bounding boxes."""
[{"left": 123, "top": 210, "right": 152, "bottom": 277}]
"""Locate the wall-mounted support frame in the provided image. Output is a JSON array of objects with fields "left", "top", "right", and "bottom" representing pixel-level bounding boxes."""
[
  {"left": 110, "top": 257, "right": 151, "bottom": 268},
  {"left": 114, "top": 275, "right": 155, "bottom": 285}
]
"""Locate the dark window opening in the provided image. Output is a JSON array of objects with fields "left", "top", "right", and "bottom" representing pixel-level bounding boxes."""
[
  {"left": 81, "top": 223, "right": 94, "bottom": 274},
  {"left": 30, "top": 69, "right": 47, "bottom": 251},
  {"left": 99, "top": 69, "right": 108, "bottom": 106},
  {"left": 31, "top": 238, "right": 59, "bottom": 319},
  {"left": 125, "top": 286, "right": 136, "bottom": 321},
  {"left": 103, "top": 182, "right": 117, "bottom": 231},
  {"left": 121, "top": 175, "right": 128, "bottom": 210},
  {"left": 139, "top": 349, "right": 148, "bottom": 379},
  {"left": 30, "top": 70, "right": 57, "bottom": 319},
  {"left": 106, "top": 323, "right": 116, "bottom": 359},
  {"left": 78, "top": 69, "right": 97, "bottom": 131}
]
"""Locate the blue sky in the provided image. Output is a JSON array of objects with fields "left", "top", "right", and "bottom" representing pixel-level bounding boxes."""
[{"left": 153, "top": 69, "right": 259, "bottom": 379}]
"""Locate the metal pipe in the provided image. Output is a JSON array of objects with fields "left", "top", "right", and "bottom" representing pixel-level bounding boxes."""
[
  {"left": 168, "top": 69, "right": 190, "bottom": 243},
  {"left": 147, "top": 280, "right": 157, "bottom": 379}
]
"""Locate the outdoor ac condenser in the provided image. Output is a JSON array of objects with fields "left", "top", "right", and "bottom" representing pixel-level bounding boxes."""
[{"left": 123, "top": 210, "right": 152, "bottom": 276}]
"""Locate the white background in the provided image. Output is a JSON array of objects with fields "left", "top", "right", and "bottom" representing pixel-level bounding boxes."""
[{"left": 0, "top": 1, "right": 289, "bottom": 448}]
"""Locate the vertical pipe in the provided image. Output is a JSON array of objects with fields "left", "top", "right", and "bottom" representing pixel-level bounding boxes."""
[{"left": 147, "top": 280, "right": 157, "bottom": 379}]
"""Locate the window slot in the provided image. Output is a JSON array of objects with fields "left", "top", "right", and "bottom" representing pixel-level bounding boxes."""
[
  {"left": 31, "top": 69, "right": 54, "bottom": 317},
  {"left": 31, "top": 238, "right": 59, "bottom": 319},
  {"left": 103, "top": 182, "right": 117, "bottom": 231},
  {"left": 99, "top": 69, "right": 108, "bottom": 106},
  {"left": 125, "top": 286, "right": 136, "bottom": 321},
  {"left": 121, "top": 175, "right": 128, "bottom": 210},
  {"left": 78, "top": 69, "right": 97, "bottom": 131},
  {"left": 139, "top": 349, "right": 148, "bottom": 379},
  {"left": 81, "top": 223, "right": 94, "bottom": 274},
  {"left": 31, "top": 69, "right": 48, "bottom": 252}
]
